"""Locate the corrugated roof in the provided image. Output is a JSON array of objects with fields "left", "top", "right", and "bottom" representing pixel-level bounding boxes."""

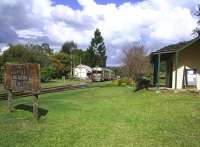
[{"left": 75, "top": 64, "right": 92, "bottom": 72}]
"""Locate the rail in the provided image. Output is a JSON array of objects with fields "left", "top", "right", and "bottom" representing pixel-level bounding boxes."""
[{"left": 0, "top": 83, "right": 90, "bottom": 100}]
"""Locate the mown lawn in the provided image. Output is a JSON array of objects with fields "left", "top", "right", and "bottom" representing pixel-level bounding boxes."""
[{"left": 0, "top": 85, "right": 200, "bottom": 147}]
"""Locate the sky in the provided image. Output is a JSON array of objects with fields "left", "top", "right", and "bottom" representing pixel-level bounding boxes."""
[{"left": 0, "top": 0, "right": 199, "bottom": 66}]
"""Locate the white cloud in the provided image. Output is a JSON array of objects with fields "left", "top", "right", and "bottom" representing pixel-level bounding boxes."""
[
  {"left": 16, "top": 29, "right": 44, "bottom": 39},
  {"left": 0, "top": 0, "right": 198, "bottom": 65}
]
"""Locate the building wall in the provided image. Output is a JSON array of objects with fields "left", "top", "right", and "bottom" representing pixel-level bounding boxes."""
[
  {"left": 172, "top": 65, "right": 184, "bottom": 89},
  {"left": 172, "top": 42, "right": 200, "bottom": 90},
  {"left": 74, "top": 68, "right": 88, "bottom": 79}
]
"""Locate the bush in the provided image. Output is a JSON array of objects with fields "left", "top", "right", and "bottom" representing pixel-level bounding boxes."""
[
  {"left": 117, "top": 77, "right": 130, "bottom": 86},
  {"left": 112, "top": 80, "right": 119, "bottom": 86},
  {"left": 41, "top": 66, "right": 54, "bottom": 82},
  {"left": 135, "top": 78, "right": 151, "bottom": 92}
]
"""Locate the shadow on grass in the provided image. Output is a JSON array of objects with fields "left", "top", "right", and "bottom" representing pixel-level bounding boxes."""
[{"left": 14, "top": 104, "right": 48, "bottom": 119}]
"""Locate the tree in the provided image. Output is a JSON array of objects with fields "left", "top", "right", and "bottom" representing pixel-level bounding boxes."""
[
  {"left": 27, "top": 44, "right": 51, "bottom": 67},
  {"left": 42, "top": 43, "right": 53, "bottom": 54},
  {"left": 50, "top": 52, "right": 71, "bottom": 78},
  {"left": 41, "top": 66, "right": 54, "bottom": 82},
  {"left": 122, "top": 42, "right": 151, "bottom": 84},
  {"left": 87, "top": 29, "right": 107, "bottom": 67},
  {"left": 2, "top": 43, "right": 54, "bottom": 82},
  {"left": 84, "top": 46, "right": 96, "bottom": 67},
  {"left": 71, "top": 49, "right": 86, "bottom": 66},
  {"left": 2, "top": 44, "right": 30, "bottom": 64},
  {"left": 193, "top": 4, "right": 200, "bottom": 37},
  {"left": 61, "top": 41, "right": 77, "bottom": 54},
  {"left": 109, "top": 66, "right": 127, "bottom": 78},
  {"left": 2, "top": 44, "right": 51, "bottom": 67}
]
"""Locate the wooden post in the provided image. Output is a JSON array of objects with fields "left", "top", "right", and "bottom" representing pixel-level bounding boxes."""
[
  {"left": 8, "top": 90, "right": 13, "bottom": 112},
  {"left": 156, "top": 53, "right": 161, "bottom": 93},
  {"left": 175, "top": 52, "right": 179, "bottom": 92},
  {"left": 33, "top": 95, "right": 39, "bottom": 120}
]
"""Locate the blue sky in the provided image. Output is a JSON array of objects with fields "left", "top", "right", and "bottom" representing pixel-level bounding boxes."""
[
  {"left": 52, "top": 0, "right": 143, "bottom": 9},
  {"left": 0, "top": 0, "right": 198, "bottom": 65}
]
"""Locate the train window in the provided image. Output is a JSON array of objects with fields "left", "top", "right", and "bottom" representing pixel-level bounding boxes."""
[{"left": 93, "top": 70, "right": 102, "bottom": 74}]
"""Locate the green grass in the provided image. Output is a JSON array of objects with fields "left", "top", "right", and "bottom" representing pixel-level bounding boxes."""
[
  {"left": 41, "top": 79, "right": 89, "bottom": 88},
  {"left": 0, "top": 85, "right": 200, "bottom": 147}
]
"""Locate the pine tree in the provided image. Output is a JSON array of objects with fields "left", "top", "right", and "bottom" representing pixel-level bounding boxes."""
[{"left": 87, "top": 29, "right": 107, "bottom": 67}]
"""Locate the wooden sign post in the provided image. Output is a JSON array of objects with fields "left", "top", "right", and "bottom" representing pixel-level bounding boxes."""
[{"left": 4, "top": 63, "right": 40, "bottom": 120}]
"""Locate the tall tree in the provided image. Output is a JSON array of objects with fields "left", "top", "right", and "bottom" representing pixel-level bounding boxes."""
[
  {"left": 122, "top": 42, "right": 151, "bottom": 83},
  {"left": 87, "top": 29, "right": 107, "bottom": 67},
  {"left": 84, "top": 46, "right": 96, "bottom": 67},
  {"left": 193, "top": 4, "right": 200, "bottom": 37},
  {"left": 61, "top": 41, "right": 77, "bottom": 54}
]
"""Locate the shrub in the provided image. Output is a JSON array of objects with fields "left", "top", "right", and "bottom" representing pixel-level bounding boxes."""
[
  {"left": 135, "top": 78, "right": 151, "bottom": 92},
  {"left": 112, "top": 80, "right": 119, "bottom": 86},
  {"left": 41, "top": 66, "right": 54, "bottom": 82},
  {"left": 116, "top": 77, "right": 129, "bottom": 86}
]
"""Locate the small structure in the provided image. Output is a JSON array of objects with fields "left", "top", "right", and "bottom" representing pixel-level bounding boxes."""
[
  {"left": 151, "top": 37, "right": 200, "bottom": 91},
  {"left": 74, "top": 64, "right": 92, "bottom": 80}
]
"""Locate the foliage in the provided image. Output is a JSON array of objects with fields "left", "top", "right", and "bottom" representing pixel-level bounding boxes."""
[
  {"left": 117, "top": 77, "right": 130, "bottom": 86},
  {"left": 2, "top": 44, "right": 51, "bottom": 68},
  {"left": 61, "top": 41, "right": 77, "bottom": 54},
  {"left": 1, "top": 43, "right": 54, "bottom": 82},
  {"left": 41, "top": 43, "right": 53, "bottom": 54},
  {"left": 2, "top": 44, "right": 30, "bottom": 64},
  {"left": 71, "top": 49, "right": 87, "bottom": 66},
  {"left": 50, "top": 52, "right": 71, "bottom": 79},
  {"left": 122, "top": 42, "right": 151, "bottom": 83},
  {"left": 41, "top": 66, "right": 54, "bottom": 82},
  {"left": 193, "top": 4, "right": 200, "bottom": 37},
  {"left": 84, "top": 46, "right": 96, "bottom": 67},
  {"left": 0, "top": 86, "right": 200, "bottom": 146},
  {"left": 86, "top": 29, "right": 107, "bottom": 67},
  {"left": 109, "top": 66, "right": 127, "bottom": 78}
]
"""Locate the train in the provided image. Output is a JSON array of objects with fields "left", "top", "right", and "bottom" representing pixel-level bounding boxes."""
[{"left": 92, "top": 67, "right": 115, "bottom": 82}]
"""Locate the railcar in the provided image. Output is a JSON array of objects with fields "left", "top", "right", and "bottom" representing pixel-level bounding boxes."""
[{"left": 92, "top": 67, "right": 115, "bottom": 81}]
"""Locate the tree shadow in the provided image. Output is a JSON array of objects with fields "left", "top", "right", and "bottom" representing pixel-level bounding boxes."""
[{"left": 14, "top": 104, "right": 48, "bottom": 119}]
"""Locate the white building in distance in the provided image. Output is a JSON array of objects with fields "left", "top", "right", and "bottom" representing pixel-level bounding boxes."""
[{"left": 74, "top": 64, "right": 92, "bottom": 80}]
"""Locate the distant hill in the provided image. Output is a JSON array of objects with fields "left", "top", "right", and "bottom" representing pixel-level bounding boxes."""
[{"left": 154, "top": 38, "right": 196, "bottom": 54}]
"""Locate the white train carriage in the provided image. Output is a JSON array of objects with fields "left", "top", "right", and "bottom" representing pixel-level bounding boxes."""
[{"left": 92, "top": 67, "right": 115, "bottom": 82}]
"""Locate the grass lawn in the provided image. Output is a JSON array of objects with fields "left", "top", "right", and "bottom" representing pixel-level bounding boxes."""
[
  {"left": 0, "top": 85, "right": 200, "bottom": 147},
  {"left": 41, "top": 79, "right": 89, "bottom": 88}
]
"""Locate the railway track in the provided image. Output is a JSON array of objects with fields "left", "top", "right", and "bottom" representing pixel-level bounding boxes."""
[{"left": 0, "top": 83, "right": 90, "bottom": 101}]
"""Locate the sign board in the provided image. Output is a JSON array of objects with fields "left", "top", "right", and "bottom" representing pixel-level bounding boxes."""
[
  {"left": 185, "top": 69, "right": 197, "bottom": 86},
  {"left": 4, "top": 63, "right": 40, "bottom": 94}
]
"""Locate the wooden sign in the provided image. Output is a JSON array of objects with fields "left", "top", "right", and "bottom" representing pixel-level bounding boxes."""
[
  {"left": 4, "top": 63, "right": 40, "bottom": 120},
  {"left": 4, "top": 63, "right": 40, "bottom": 94}
]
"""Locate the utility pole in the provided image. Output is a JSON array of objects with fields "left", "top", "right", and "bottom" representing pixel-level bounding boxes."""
[{"left": 70, "top": 53, "right": 73, "bottom": 77}]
